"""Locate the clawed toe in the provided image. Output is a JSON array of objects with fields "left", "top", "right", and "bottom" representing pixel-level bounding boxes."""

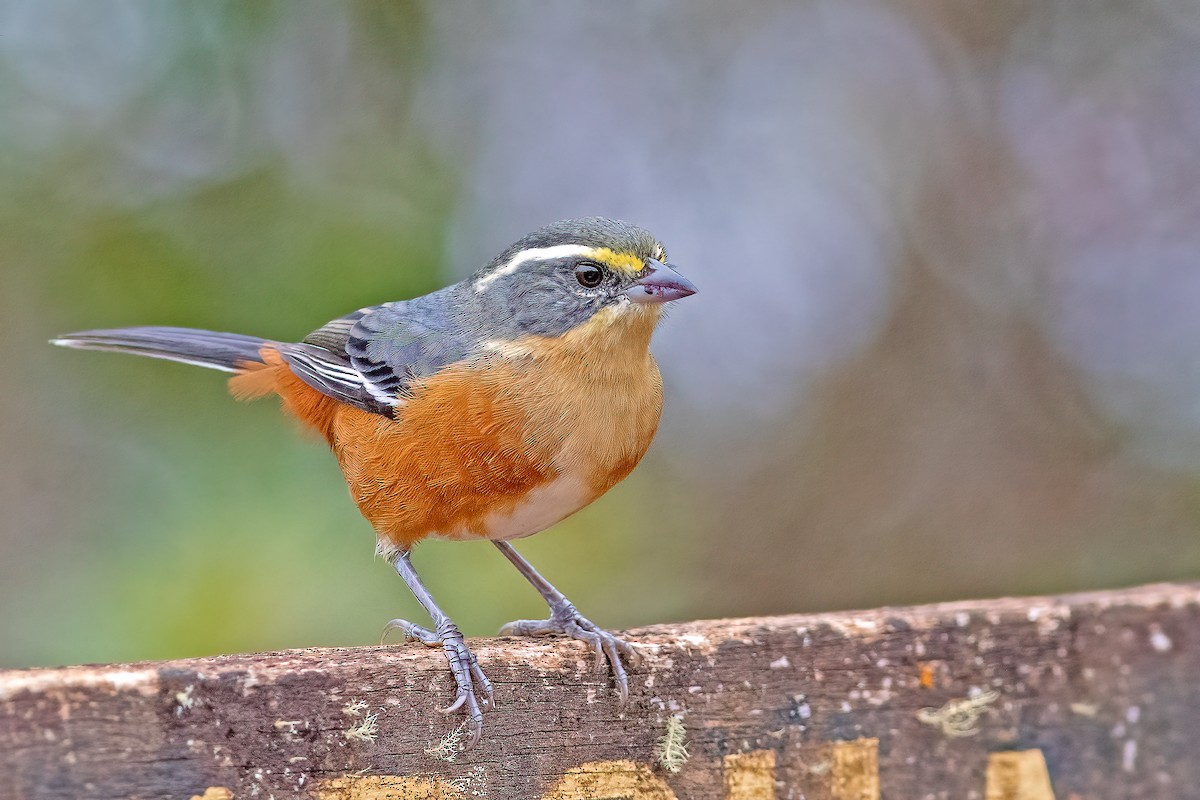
[
  {"left": 381, "top": 614, "right": 492, "bottom": 750},
  {"left": 442, "top": 691, "right": 468, "bottom": 714},
  {"left": 433, "top": 621, "right": 493, "bottom": 749},
  {"left": 381, "top": 618, "right": 440, "bottom": 647},
  {"left": 388, "top": 551, "right": 494, "bottom": 750},
  {"left": 499, "top": 607, "right": 635, "bottom": 705}
]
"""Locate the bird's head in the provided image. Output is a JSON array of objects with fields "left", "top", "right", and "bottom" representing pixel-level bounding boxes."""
[{"left": 468, "top": 217, "right": 696, "bottom": 352}]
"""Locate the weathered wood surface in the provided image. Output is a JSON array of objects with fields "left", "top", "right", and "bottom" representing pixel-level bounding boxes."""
[{"left": 2, "top": 583, "right": 1199, "bottom": 799}]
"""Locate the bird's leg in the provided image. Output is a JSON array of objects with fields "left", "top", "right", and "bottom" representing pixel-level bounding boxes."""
[
  {"left": 381, "top": 550, "right": 494, "bottom": 748},
  {"left": 493, "top": 541, "right": 638, "bottom": 705}
]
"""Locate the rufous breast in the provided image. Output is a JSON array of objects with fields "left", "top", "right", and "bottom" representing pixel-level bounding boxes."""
[{"left": 303, "top": 303, "right": 665, "bottom": 549}]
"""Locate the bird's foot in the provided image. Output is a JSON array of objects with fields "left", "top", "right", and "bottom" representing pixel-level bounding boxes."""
[
  {"left": 382, "top": 618, "right": 441, "bottom": 648},
  {"left": 382, "top": 617, "right": 494, "bottom": 748},
  {"left": 499, "top": 600, "right": 638, "bottom": 705}
]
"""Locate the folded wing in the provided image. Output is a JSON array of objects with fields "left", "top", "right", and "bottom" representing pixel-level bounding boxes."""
[{"left": 282, "top": 289, "right": 475, "bottom": 418}]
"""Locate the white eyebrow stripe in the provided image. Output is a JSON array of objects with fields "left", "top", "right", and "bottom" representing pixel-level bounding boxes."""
[{"left": 473, "top": 244, "right": 597, "bottom": 293}]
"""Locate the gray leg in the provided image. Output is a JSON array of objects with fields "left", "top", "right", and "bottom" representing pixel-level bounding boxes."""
[
  {"left": 493, "top": 541, "right": 638, "bottom": 705},
  {"left": 382, "top": 550, "right": 494, "bottom": 748}
]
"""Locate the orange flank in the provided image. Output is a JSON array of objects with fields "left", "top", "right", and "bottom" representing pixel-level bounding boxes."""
[
  {"left": 226, "top": 304, "right": 664, "bottom": 550},
  {"left": 334, "top": 361, "right": 560, "bottom": 547},
  {"left": 230, "top": 349, "right": 340, "bottom": 440}
]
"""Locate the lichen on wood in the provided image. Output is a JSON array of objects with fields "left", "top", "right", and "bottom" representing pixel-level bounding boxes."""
[{"left": 2, "top": 583, "right": 1199, "bottom": 799}]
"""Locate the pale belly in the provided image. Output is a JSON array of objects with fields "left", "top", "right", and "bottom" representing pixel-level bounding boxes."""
[{"left": 435, "top": 470, "right": 594, "bottom": 542}]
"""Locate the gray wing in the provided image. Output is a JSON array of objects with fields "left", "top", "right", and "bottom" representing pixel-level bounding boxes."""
[{"left": 280, "top": 290, "right": 475, "bottom": 418}]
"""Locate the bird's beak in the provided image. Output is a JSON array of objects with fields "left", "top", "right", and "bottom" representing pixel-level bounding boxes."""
[{"left": 625, "top": 260, "right": 698, "bottom": 304}]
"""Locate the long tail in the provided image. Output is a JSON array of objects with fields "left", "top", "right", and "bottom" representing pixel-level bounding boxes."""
[{"left": 51, "top": 326, "right": 269, "bottom": 373}]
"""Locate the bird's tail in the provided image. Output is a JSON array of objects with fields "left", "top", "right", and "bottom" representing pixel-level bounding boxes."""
[{"left": 51, "top": 327, "right": 269, "bottom": 374}]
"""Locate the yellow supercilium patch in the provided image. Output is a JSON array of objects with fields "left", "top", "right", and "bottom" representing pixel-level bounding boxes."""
[{"left": 585, "top": 247, "right": 645, "bottom": 275}]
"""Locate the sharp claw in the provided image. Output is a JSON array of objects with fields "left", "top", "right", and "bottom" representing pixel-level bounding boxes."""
[
  {"left": 466, "top": 720, "right": 483, "bottom": 750},
  {"left": 380, "top": 618, "right": 407, "bottom": 645},
  {"left": 461, "top": 692, "right": 485, "bottom": 751},
  {"left": 598, "top": 636, "right": 630, "bottom": 706},
  {"left": 442, "top": 692, "right": 468, "bottom": 715},
  {"left": 381, "top": 618, "right": 442, "bottom": 647}
]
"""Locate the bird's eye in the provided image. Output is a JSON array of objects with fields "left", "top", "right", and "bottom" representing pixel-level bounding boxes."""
[{"left": 574, "top": 262, "right": 604, "bottom": 288}]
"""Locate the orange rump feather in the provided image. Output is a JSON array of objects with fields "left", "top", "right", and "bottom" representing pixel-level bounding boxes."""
[{"left": 228, "top": 347, "right": 340, "bottom": 441}]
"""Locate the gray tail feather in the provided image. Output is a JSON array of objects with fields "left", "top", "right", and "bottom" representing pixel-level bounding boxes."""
[{"left": 51, "top": 326, "right": 269, "bottom": 373}]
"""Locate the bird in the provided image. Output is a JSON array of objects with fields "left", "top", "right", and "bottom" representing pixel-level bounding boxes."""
[{"left": 52, "top": 217, "right": 697, "bottom": 747}]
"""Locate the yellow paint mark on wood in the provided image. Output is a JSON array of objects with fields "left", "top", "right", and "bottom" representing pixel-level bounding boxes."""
[
  {"left": 189, "top": 790, "right": 232, "bottom": 800},
  {"left": 318, "top": 775, "right": 466, "bottom": 800},
  {"left": 831, "top": 738, "right": 879, "bottom": 800},
  {"left": 542, "top": 759, "right": 678, "bottom": 799},
  {"left": 724, "top": 749, "right": 777, "bottom": 799},
  {"left": 985, "top": 750, "right": 1056, "bottom": 800}
]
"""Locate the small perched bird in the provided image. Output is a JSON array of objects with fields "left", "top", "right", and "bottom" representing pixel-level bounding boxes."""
[{"left": 53, "top": 217, "right": 696, "bottom": 746}]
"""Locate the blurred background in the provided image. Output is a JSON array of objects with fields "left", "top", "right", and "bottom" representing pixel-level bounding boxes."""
[{"left": 3, "top": 1, "right": 1200, "bottom": 669}]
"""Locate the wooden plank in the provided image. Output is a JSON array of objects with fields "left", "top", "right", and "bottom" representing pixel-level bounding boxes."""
[{"left": 2, "top": 583, "right": 1198, "bottom": 799}]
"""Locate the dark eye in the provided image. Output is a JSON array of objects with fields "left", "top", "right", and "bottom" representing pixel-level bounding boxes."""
[{"left": 574, "top": 262, "right": 604, "bottom": 288}]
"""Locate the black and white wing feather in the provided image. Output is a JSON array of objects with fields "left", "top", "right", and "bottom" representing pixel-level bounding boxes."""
[
  {"left": 276, "top": 342, "right": 398, "bottom": 415},
  {"left": 281, "top": 289, "right": 474, "bottom": 418}
]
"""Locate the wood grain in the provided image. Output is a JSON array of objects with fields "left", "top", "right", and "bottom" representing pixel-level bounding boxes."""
[{"left": 3, "top": 583, "right": 1199, "bottom": 799}]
